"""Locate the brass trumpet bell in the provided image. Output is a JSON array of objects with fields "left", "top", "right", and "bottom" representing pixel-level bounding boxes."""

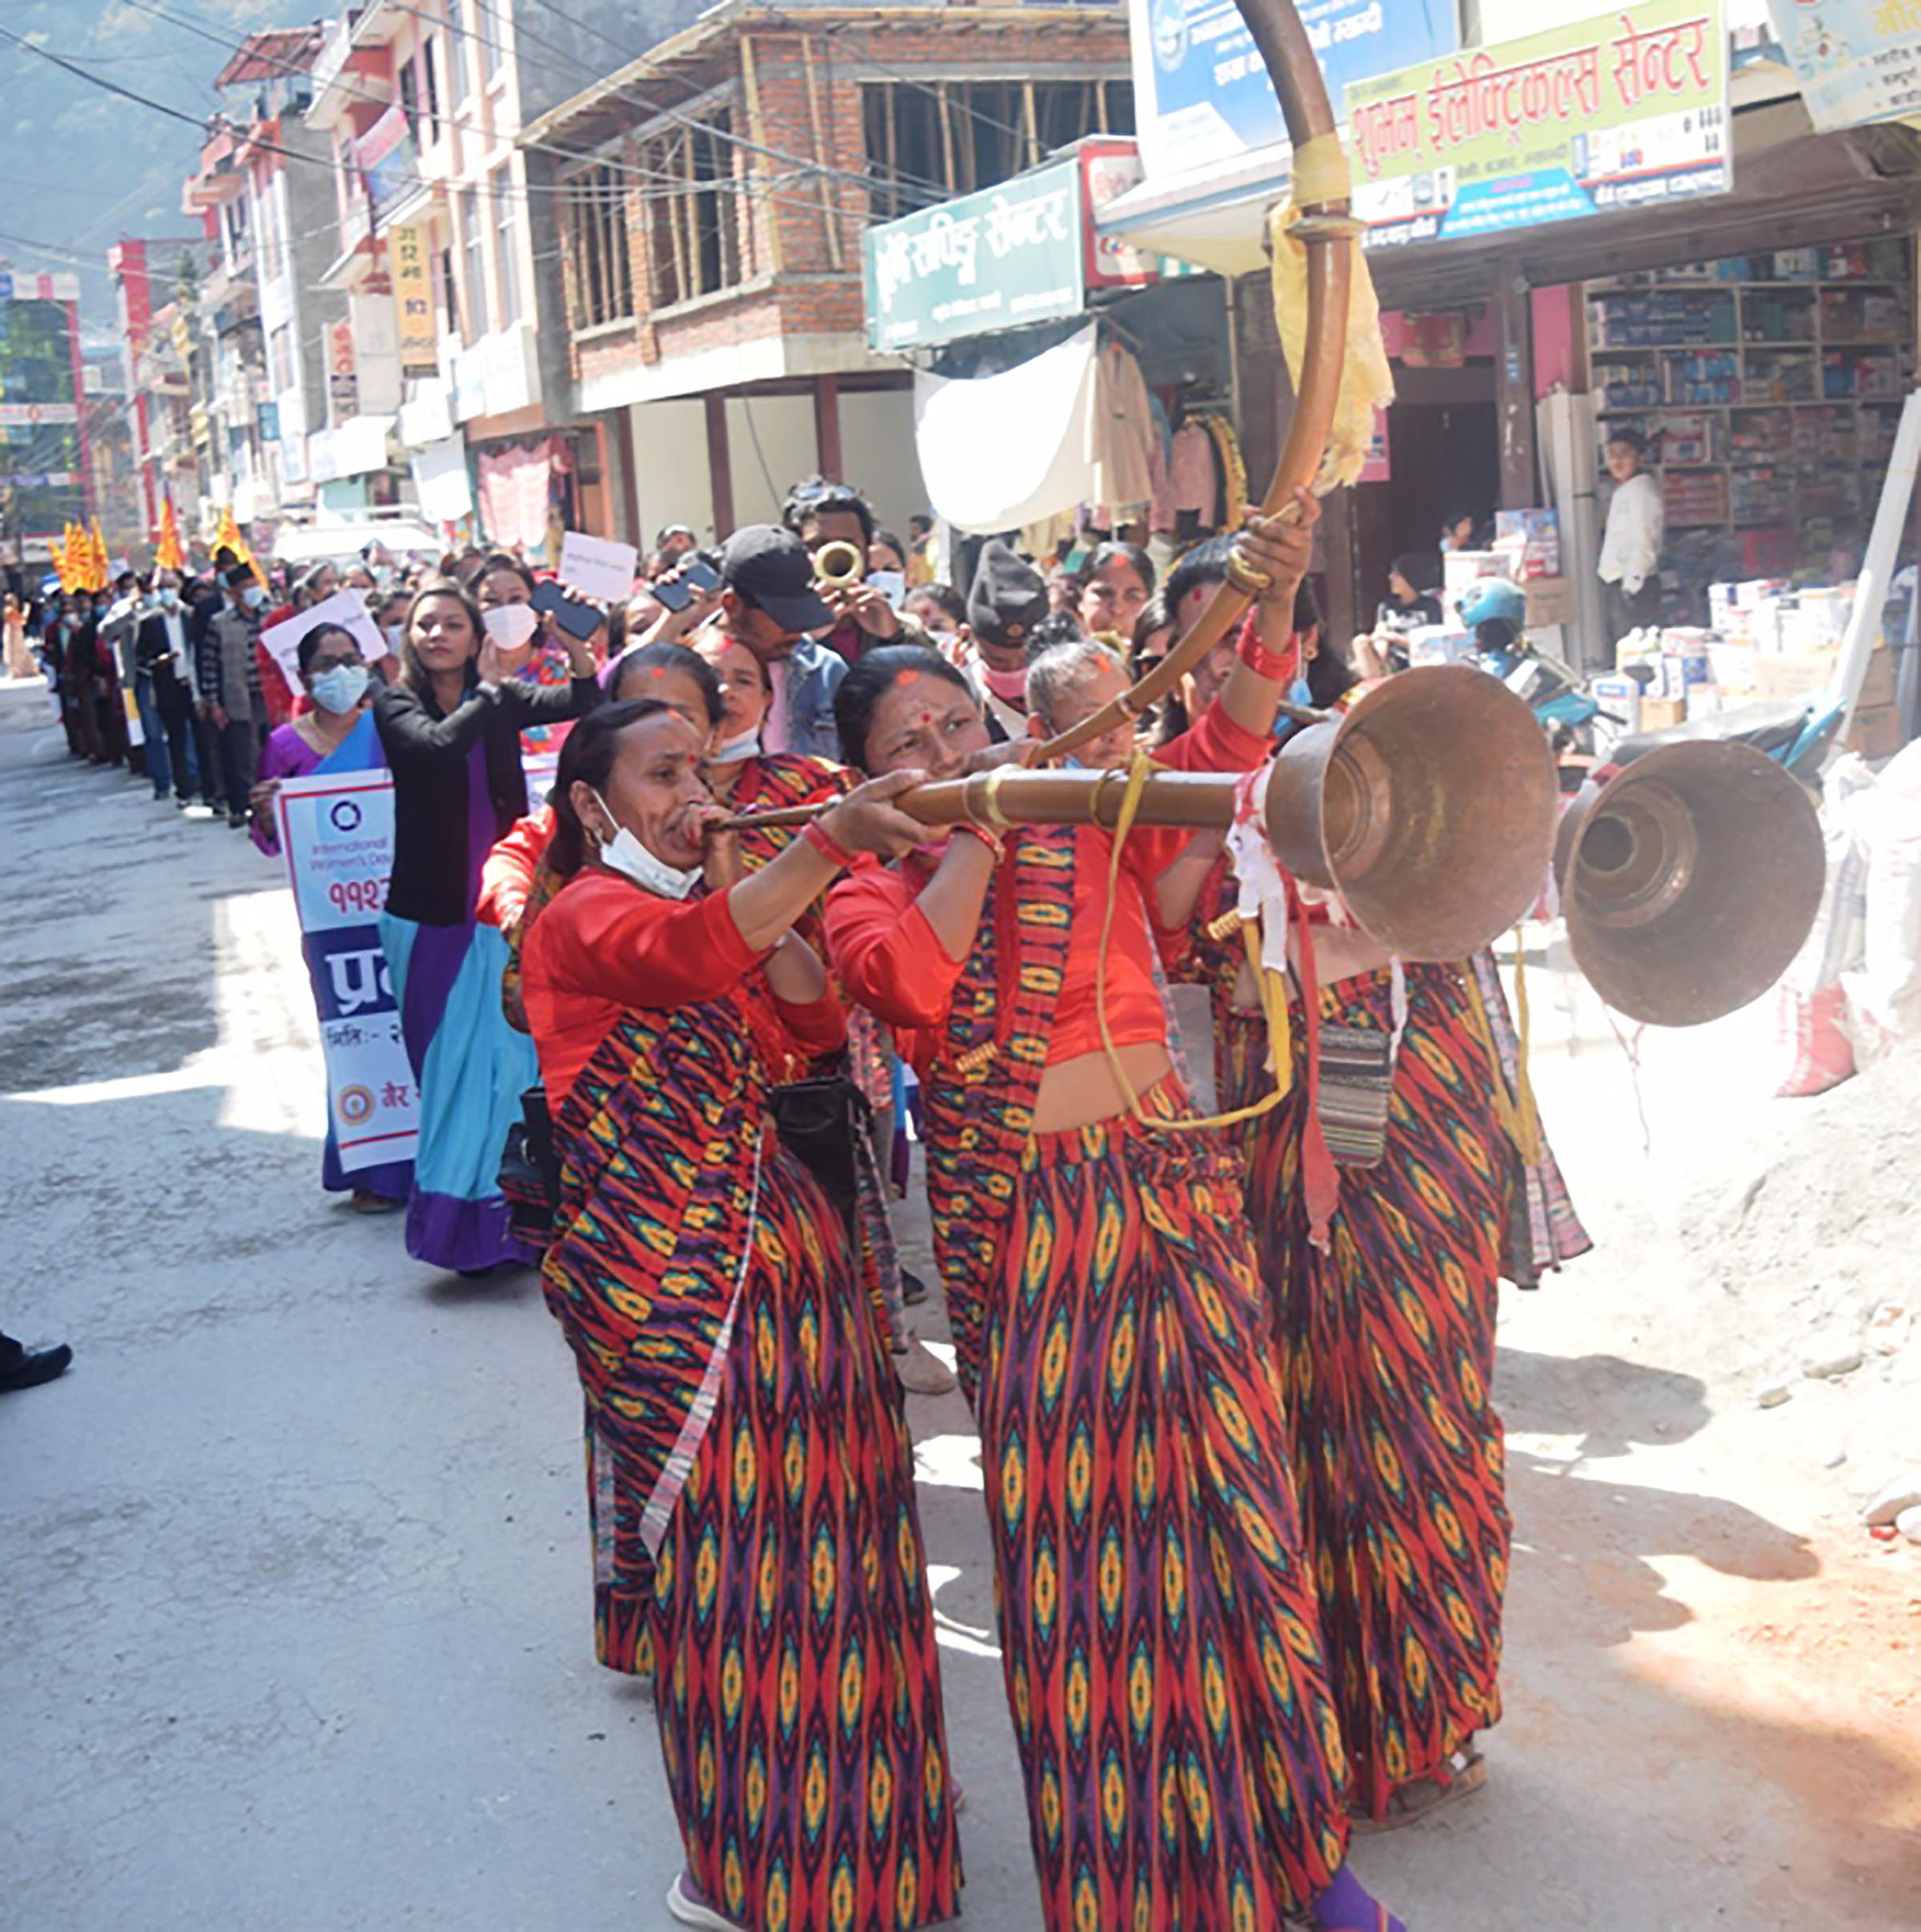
[
  {"left": 1265, "top": 663, "right": 1560, "bottom": 961},
  {"left": 813, "top": 540, "right": 865, "bottom": 591},
  {"left": 1558, "top": 741, "right": 1824, "bottom": 1027}
]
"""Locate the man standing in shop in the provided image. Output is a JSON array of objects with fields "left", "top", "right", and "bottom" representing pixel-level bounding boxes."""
[{"left": 1598, "top": 427, "right": 1665, "bottom": 643}]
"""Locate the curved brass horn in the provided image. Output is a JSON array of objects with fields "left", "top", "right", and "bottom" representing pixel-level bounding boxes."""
[
  {"left": 709, "top": 667, "right": 1561, "bottom": 964},
  {"left": 1031, "top": 0, "right": 1355, "bottom": 764},
  {"left": 813, "top": 540, "right": 866, "bottom": 591},
  {"left": 1557, "top": 742, "right": 1825, "bottom": 1026}
]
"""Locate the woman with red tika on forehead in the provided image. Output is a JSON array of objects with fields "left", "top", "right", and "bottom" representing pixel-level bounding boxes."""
[{"left": 824, "top": 495, "right": 1407, "bottom": 1932}]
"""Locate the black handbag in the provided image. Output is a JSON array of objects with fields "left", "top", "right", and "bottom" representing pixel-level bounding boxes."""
[
  {"left": 766, "top": 1075, "right": 869, "bottom": 1233},
  {"left": 499, "top": 1083, "right": 563, "bottom": 1249}
]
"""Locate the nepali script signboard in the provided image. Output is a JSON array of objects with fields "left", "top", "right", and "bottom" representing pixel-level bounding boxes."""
[
  {"left": 1767, "top": 0, "right": 1921, "bottom": 130},
  {"left": 864, "top": 146, "right": 1157, "bottom": 353},
  {"left": 275, "top": 769, "right": 419, "bottom": 1175},
  {"left": 1346, "top": 0, "right": 1730, "bottom": 250}
]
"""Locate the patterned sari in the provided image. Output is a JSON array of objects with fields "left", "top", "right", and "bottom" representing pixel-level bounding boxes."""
[
  {"left": 537, "top": 931, "right": 961, "bottom": 1930},
  {"left": 902, "top": 827, "right": 1350, "bottom": 1928}
]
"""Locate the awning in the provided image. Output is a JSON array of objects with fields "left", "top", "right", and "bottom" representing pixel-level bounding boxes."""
[{"left": 914, "top": 324, "right": 1099, "bottom": 534}]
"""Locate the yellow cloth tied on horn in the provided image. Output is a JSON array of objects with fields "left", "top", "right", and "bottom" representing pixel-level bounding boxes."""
[{"left": 1268, "top": 133, "right": 1394, "bottom": 493}]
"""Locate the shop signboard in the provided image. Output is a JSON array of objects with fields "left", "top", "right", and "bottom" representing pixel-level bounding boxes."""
[
  {"left": 354, "top": 105, "right": 418, "bottom": 229},
  {"left": 390, "top": 224, "right": 439, "bottom": 376},
  {"left": 328, "top": 319, "right": 359, "bottom": 417},
  {"left": 1767, "top": 0, "right": 1921, "bottom": 129},
  {"left": 864, "top": 145, "right": 1158, "bottom": 352},
  {"left": 1346, "top": 0, "right": 1729, "bottom": 250},
  {"left": 1130, "top": 0, "right": 1457, "bottom": 178}
]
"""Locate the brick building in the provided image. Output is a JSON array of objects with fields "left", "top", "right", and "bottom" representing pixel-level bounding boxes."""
[{"left": 524, "top": 1, "right": 1133, "bottom": 547}]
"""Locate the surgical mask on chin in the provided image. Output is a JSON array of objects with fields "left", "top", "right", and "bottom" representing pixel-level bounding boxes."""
[
  {"left": 981, "top": 663, "right": 1028, "bottom": 703},
  {"left": 711, "top": 725, "right": 761, "bottom": 764},
  {"left": 593, "top": 790, "right": 700, "bottom": 900},
  {"left": 310, "top": 663, "right": 372, "bottom": 715}
]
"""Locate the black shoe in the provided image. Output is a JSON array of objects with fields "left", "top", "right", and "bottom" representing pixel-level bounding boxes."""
[
  {"left": 228, "top": 813, "right": 248, "bottom": 830},
  {"left": 0, "top": 1339, "right": 72, "bottom": 1393},
  {"left": 900, "top": 1269, "right": 931, "bottom": 1307}
]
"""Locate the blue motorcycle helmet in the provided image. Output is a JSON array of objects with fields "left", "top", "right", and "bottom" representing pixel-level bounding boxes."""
[{"left": 1455, "top": 576, "right": 1527, "bottom": 630}]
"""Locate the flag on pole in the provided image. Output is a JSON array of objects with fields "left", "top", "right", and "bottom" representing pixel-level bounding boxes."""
[
  {"left": 155, "top": 499, "right": 185, "bottom": 572},
  {"left": 212, "top": 507, "right": 268, "bottom": 588},
  {"left": 89, "top": 519, "right": 110, "bottom": 591}
]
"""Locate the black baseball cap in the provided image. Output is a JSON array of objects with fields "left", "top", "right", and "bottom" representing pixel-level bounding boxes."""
[{"left": 719, "top": 524, "right": 835, "bottom": 635}]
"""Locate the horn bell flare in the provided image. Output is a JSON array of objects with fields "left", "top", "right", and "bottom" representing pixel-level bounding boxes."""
[
  {"left": 1264, "top": 663, "right": 1559, "bottom": 961},
  {"left": 1562, "top": 740, "right": 1824, "bottom": 1027}
]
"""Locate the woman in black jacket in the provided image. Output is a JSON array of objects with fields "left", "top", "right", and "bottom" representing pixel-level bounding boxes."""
[{"left": 375, "top": 578, "right": 600, "bottom": 1272}]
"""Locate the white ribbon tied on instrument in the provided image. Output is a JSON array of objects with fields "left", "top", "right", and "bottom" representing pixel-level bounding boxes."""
[{"left": 1227, "top": 764, "right": 1293, "bottom": 980}]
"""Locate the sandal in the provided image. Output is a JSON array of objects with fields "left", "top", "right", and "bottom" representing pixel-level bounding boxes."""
[{"left": 1353, "top": 1745, "right": 1488, "bottom": 1834}]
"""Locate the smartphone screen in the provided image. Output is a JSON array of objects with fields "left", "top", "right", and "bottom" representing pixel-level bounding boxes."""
[
  {"left": 653, "top": 577, "right": 692, "bottom": 612},
  {"left": 682, "top": 558, "right": 720, "bottom": 592},
  {"left": 531, "top": 580, "right": 601, "bottom": 639}
]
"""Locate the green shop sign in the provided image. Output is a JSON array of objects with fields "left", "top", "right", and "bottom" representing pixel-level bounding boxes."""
[{"left": 864, "top": 156, "right": 1090, "bottom": 352}]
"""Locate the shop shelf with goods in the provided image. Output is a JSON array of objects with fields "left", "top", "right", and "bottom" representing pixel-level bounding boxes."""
[{"left": 1587, "top": 238, "right": 1915, "bottom": 598}]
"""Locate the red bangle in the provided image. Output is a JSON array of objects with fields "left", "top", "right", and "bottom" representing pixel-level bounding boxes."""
[
  {"left": 952, "top": 821, "right": 1005, "bottom": 863},
  {"left": 1236, "top": 611, "right": 1295, "bottom": 683},
  {"left": 802, "top": 818, "right": 858, "bottom": 870}
]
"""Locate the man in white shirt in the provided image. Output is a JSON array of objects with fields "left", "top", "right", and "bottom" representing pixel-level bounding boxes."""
[{"left": 1598, "top": 426, "right": 1665, "bottom": 646}]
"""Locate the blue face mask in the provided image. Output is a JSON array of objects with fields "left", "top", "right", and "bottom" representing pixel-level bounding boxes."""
[
  {"left": 158, "top": 588, "right": 181, "bottom": 611},
  {"left": 242, "top": 584, "right": 267, "bottom": 611}
]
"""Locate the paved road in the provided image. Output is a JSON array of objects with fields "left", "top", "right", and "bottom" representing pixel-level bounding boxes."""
[{"left": 2, "top": 681, "right": 1912, "bottom": 1930}]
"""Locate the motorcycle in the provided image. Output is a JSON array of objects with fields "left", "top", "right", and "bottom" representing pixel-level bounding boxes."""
[{"left": 1457, "top": 579, "right": 1616, "bottom": 770}]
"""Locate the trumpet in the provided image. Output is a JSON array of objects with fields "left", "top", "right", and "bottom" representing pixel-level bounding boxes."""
[
  {"left": 812, "top": 540, "right": 866, "bottom": 591},
  {"left": 708, "top": 664, "right": 1561, "bottom": 963}
]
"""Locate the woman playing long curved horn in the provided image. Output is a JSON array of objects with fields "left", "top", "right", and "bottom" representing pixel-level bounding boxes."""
[{"left": 824, "top": 501, "right": 1406, "bottom": 1932}]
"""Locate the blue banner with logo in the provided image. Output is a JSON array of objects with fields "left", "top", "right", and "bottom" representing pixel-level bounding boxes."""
[
  {"left": 275, "top": 768, "right": 419, "bottom": 1174},
  {"left": 1131, "top": 0, "right": 1458, "bottom": 178}
]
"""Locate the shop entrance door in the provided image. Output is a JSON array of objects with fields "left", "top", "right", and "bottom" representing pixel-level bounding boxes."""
[{"left": 1350, "top": 391, "right": 1498, "bottom": 631}]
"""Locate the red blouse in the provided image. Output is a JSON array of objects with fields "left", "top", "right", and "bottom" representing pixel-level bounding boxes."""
[
  {"left": 826, "top": 704, "right": 1272, "bottom": 1071},
  {"left": 520, "top": 869, "right": 844, "bottom": 1108}
]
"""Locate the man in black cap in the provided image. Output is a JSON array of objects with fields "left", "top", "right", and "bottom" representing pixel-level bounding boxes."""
[
  {"left": 955, "top": 538, "right": 1052, "bottom": 741},
  {"left": 710, "top": 525, "right": 849, "bottom": 760}
]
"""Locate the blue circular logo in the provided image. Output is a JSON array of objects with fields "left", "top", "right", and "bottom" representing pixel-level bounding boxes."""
[
  {"left": 329, "top": 800, "right": 363, "bottom": 833},
  {"left": 1151, "top": 0, "right": 1188, "bottom": 74}
]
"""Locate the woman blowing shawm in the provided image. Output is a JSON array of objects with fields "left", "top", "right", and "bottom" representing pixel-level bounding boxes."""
[
  {"left": 520, "top": 703, "right": 961, "bottom": 1930},
  {"left": 824, "top": 496, "right": 1405, "bottom": 1932},
  {"left": 375, "top": 579, "right": 600, "bottom": 1272}
]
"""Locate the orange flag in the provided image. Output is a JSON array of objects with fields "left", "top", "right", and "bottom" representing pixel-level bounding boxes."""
[
  {"left": 155, "top": 499, "right": 185, "bottom": 572},
  {"left": 90, "top": 519, "right": 110, "bottom": 591}
]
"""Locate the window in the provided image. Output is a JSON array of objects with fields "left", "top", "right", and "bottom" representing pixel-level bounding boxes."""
[
  {"left": 563, "top": 165, "right": 634, "bottom": 330},
  {"left": 448, "top": 10, "right": 470, "bottom": 106},
  {"left": 481, "top": 0, "right": 505, "bottom": 81},
  {"left": 860, "top": 79, "right": 1136, "bottom": 222},
  {"left": 268, "top": 323, "right": 295, "bottom": 392},
  {"left": 399, "top": 57, "right": 419, "bottom": 138},
  {"left": 439, "top": 247, "right": 461, "bottom": 339},
  {"left": 462, "top": 188, "right": 489, "bottom": 340},
  {"left": 493, "top": 166, "right": 521, "bottom": 327},
  {"left": 421, "top": 39, "right": 440, "bottom": 130},
  {"left": 640, "top": 113, "right": 739, "bottom": 307}
]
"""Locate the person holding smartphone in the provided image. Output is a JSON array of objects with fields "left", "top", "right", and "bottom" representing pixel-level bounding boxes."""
[
  {"left": 475, "top": 551, "right": 607, "bottom": 763},
  {"left": 374, "top": 580, "right": 602, "bottom": 1274}
]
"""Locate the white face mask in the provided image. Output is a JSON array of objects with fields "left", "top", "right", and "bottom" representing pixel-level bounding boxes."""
[
  {"left": 310, "top": 663, "right": 371, "bottom": 715},
  {"left": 711, "top": 725, "right": 761, "bottom": 764},
  {"left": 592, "top": 789, "right": 700, "bottom": 900},
  {"left": 483, "top": 603, "right": 539, "bottom": 652}
]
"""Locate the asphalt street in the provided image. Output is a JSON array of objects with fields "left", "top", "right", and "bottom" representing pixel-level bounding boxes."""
[{"left": 2, "top": 679, "right": 1912, "bottom": 1930}]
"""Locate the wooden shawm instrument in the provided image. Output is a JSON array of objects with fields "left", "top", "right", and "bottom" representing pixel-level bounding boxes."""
[{"left": 812, "top": 541, "right": 866, "bottom": 591}]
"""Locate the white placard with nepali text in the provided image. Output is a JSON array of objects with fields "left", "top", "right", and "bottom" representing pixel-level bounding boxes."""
[
  {"left": 274, "top": 768, "right": 419, "bottom": 1174},
  {"left": 259, "top": 588, "right": 387, "bottom": 689},
  {"left": 558, "top": 529, "right": 640, "bottom": 605}
]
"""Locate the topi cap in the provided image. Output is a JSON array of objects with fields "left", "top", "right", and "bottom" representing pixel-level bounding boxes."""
[{"left": 965, "top": 539, "right": 1049, "bottom": 654}]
